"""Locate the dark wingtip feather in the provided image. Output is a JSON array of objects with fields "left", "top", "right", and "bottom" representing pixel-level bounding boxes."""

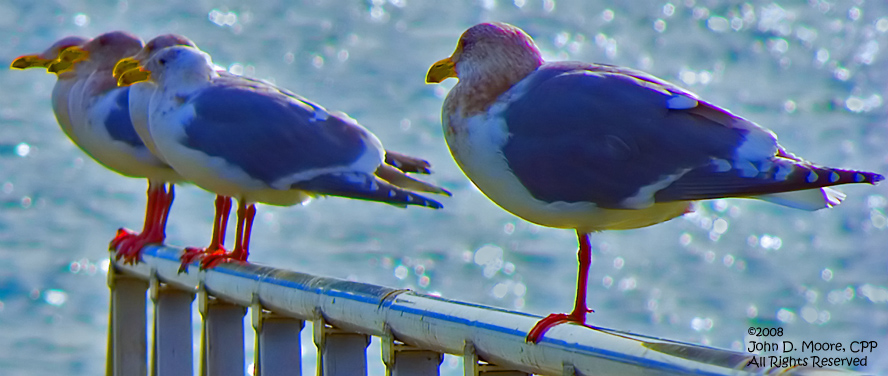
[
  {"left": 384, "top": 150, "right": 433, "bottom": 174},
  {"left": 809, "top": 167, "right": 882, "bottom": 186},
  {"left": 292, "top": 172, "right": 443, "bottom": 209},
  {"left": 654, "top": 160, "right": 883, "bottom": 204}
]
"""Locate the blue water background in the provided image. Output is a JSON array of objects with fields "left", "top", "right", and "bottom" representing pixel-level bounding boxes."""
[{"left": 1, "top": 0, "right": 886, "bottom": 374}]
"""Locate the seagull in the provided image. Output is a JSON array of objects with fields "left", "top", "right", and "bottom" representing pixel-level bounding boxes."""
[
  {"left": 112, "top": 34, "right": 440, "bottom": 176},
  {"left": 425, "top": 22, "right": 884, "bottom": 343},
  {"left": 12, "top": 32, "right": 184, "bottom": 263},
  {"left": 117, "top": 45, "right": 449, "bottom": 271},
  {"left": 114, "top": 35, "right": 448, "bottom": 261},
  {"left": 114, "top": 36, "right": 449, "bottom": 269}
]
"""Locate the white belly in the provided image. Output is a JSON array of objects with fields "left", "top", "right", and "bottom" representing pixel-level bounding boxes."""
[
  {"left": 128, "top": 82, "right": 169, "bottom": 165},
  {"left": 65, "top": 80, "right": 182, "bottom": 182}
]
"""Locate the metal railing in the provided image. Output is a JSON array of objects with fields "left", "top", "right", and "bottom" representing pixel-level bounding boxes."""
[{"left": 105, "top": 245, "right": 852, "bottom": 376}]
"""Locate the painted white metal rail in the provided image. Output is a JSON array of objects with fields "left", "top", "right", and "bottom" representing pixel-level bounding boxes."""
[{"left": 106, "top": 245, "right": 853, "bottom": 376}]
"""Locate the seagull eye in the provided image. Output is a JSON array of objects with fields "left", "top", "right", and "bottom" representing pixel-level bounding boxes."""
[{"left": 158, "top": 58, "right": 167, "bottom": 66}]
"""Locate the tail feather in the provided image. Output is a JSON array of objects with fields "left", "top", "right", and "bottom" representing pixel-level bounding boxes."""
[
  {"left": 384, "top": 150, "right": 432, "bottom": 174},
  {"left": 374, "top": 165, "right": 451, "bottom": 196},
  {"left": 656, "top": 157, "right": 883, "bottom": 208},
  {"left": 754, "top": 187, "right": 845, "bottom": 211},
  {"left": 291, "top": 172, "right": 443, "bottom": 209}
]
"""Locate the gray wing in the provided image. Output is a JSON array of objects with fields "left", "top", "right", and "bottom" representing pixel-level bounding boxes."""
[
  {"left": 104, "top": 87, "right": 145, "bottom": 147},
  {"left": 501, "top": 62, "right": 883, "bottom": 209},
  {"left": 183, "top": 84, "right": 370, "bottom": 186},
  {"left": 218, "top": 72, "right": 435, "bottom": 175}
]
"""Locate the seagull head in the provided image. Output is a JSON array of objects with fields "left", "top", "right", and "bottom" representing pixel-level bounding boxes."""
[
  {"left": 117, "top": 45, "right": 214, "bottom": 87},
  {"left": 11, "top": 36, "right": 88, "bottom": 71},
  {"left": 113, "top": 34, "right": 198, "bottom": 79},
  {"left": 47, "top": 31, "right": 142, "bottom": 75},
  {"left": 426, "top": 22, "right": 543, "bottom": 85}
]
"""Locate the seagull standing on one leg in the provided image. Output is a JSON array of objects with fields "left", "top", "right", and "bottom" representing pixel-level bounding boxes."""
[{"left": 426, "top": 22, "right": 884, "bottom": 343}]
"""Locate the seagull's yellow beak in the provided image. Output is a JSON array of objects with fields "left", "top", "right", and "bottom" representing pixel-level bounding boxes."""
[
  {"left": 46, "top": 46, "right": 89, "bottom": 74},
  {"left": 58, "top": 46, "right": 89, "bottom": 63},
  {"left": 10, "top": 55, "right": 53, "bottom": 70},
  {"left": 425, "top": 57, "right": 456, "bottom": 83},
  {"left": 113, "top": 57, "right": 140, "bottom": 79},
  {"left": 46, "top": 60, "right": 71, "bottom": 74},
  {"left": 117, "top": 66, "right": 151, "bottom": 87}
]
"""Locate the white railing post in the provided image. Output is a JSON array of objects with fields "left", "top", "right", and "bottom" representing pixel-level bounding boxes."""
[
  {"left": 463, "top": 342, "right": 529, "bottom": 376},
  {"left": 313, "top": 318, "right": 369, "bottom": 376},
  {"left": 252, "top": 301, "right": 304, "bottom": 376},
  {"left": 107, "top": 265, "right": 148, "bottom": 376},
  {"left": 382, "top": 331, "right": 442, "bottom": 376},
  {"left": 106, "top": 288, "right": 114, "bottom": 376},
  {"left": 198, "top": 284, "right": 247, "bottom": 376},
  {"left": 150, "top": 273, "right": 195, "bottom": 376},
  {"left": 562, "top": 365, "right": 576, "bottom": 376}
]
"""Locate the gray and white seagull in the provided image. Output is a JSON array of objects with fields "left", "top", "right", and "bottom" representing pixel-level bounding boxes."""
[{"left": 426, "top": 22, "right": 884, "bottom": 343}]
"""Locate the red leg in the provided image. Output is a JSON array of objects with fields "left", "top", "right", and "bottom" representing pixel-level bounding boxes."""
[
  {"left": 113, "top": 182, "right": 172, "bottom": 263},
  {"left": 572, "top": 232, "right": 592, "bottom": 319},
  {"left": 216, "top": 196, "right": 232, "bottom": 246},
  {"left": 179, "top": 195, "right": 231, "bottom": 272},
  {"left": 238, "top": 204, "right": 255, "bottom": 259},
  {"left": 119, "top": 183, "right": 176, "bottom": 264},
  {"left": 526, "top": 231, "right": 596, "bottom": 343},
  {"left": 154, "top": 183, "right": 175, "bottom": 236},
  {"left": 199, "top": 202, "right": 255, "bottom": 270},
  {"left": 110, "top": 184, "right": 158, "bottom": 250}
]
